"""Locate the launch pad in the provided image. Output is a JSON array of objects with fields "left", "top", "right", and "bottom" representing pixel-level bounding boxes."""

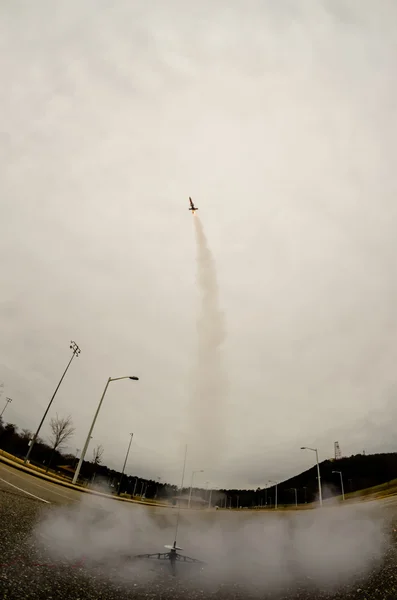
[{"left": 134, "top": 540, "right": 205, "bottom": 576}]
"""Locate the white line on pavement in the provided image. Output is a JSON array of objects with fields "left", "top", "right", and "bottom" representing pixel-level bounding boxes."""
[
  {"left": 0, "top": 476, "right": 51, "bottom": 504},
  {"left": 0, "top": 464, "right": 78, "bottom": 502}
]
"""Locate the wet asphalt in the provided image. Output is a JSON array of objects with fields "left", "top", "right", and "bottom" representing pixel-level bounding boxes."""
[{"left": 1, "top": 465, "right": 397, "bottom": 599}]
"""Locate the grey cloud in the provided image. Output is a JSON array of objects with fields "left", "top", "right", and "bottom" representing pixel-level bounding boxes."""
[{"left": 1, "top": 0, "right": 396, "bottom": 488}]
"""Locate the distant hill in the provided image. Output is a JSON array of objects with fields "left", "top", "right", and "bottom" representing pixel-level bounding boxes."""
[{"left": 222, "top": 453, "right": 397, "bottom": 508}]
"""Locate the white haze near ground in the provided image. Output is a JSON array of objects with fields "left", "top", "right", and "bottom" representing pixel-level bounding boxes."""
[
  {"left": 188, "top": 216, "right": 227, "bottom": 470},
  {"left": 34, "top": 493, "right": 391, "bottom": 594}
]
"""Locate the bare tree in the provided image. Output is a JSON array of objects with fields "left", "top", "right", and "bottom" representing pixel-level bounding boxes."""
[
  {"left": 46, "top": 414, "right": 75, "bottom": 473},
  {"left": 91, "top": 444, "right": 104, "bottom": 483},
  {"left": 93, "top": 444, "right": 104, "bottom": 465}
]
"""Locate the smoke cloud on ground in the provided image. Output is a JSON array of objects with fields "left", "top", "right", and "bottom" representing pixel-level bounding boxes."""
[
  {"left": 188, "top": 216, "right": 227, "bottom": 470},
  {"left": 33, "top": 497, "right": 391, "bottom": 595}
]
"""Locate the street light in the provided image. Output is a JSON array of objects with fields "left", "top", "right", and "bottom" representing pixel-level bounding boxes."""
[
  {"left": 188, "top": 469, "right": 204, "bottom": 508},
  {"left": 25, "top": 341, "right": 81, "bottom": 465},
  {"left": 332, "top": 470, "right": 345, "bottom": 501},
  {"left": 0, "top": 397, "right": 12, "bottom": 419},
  {"left": 72, "top": 375, "right": 139, "bottom": 485},
  {"left": 208, "top": 486, "right": 219, "bottom": 509},
  {"left": 117, "top": 432, "right": 134, "bottom": 496},
  {"left": 301, "top": 447, "right": 323, "bottom": 507},
  {"left": 268, "top": 480, "right": 278, "bottom": 510}
]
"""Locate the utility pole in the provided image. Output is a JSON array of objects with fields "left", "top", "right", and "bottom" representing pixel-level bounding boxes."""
[{"left": 25, "top": 341, "right": 81, "bottom": 464}]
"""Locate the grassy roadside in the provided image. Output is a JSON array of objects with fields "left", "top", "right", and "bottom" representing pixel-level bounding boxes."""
[
  {"left": 0, "top": 450, "right": 170, "bottom": 508},
  {"left": 343, "top": 478, "right": 397, "bottom": 501},
  {"left": 0, "top": 448, "right": 76, "bottom": 483},
  {"left": 3, "top": 447, "right": 396, "bottom": 509}
]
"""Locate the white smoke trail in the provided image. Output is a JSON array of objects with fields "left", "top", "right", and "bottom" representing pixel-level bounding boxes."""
[{"left": 189, "top": 215, "right": 227, "bottom": 469}]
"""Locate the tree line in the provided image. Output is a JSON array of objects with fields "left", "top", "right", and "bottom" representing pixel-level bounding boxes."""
[
  {"left": 0, "top": 414, "right": 178, "bottom": 499},
  {"left": 1, "top": 414, "right": 397, "bottom": 505}
]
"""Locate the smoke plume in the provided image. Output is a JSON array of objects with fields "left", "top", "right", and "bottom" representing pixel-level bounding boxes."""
[
  {"left": 33, "top": 494, "right": 391, "bottom": 596},
  {"left": 190, "top": 215, "right": 227, "bottom": 469}
]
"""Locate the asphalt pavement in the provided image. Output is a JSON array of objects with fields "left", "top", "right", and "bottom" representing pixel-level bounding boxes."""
[{"left": 1, "top": 462, "right": 397, "bottom": 600}]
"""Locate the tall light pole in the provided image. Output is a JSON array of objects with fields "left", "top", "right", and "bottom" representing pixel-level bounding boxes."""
[
  {"left": 301, "top": 447, "right": 323, "bottom": 507},
  {"left": 0, "top": 397, "right": 12, "bottom": 419},
  {"left": 72, "top": 375, "right": 139, "bottom": 485},
  {"left": 332, "top": 470, "right": 345, "bottom": 501},
  {"left": 188, "top": 469, "right": 204, "bottom": 508},
  {"left": 268, "top": 480, "right": 278, "bottom": 510},
  {"left": 117, "top": 432, "right": 134, "bottom": 496},
  {"left": 208, "top": 486, "right": 219, "bottom": 509},
  {"left": 25, "top": 341, "right": 81, "bottom": 464}
]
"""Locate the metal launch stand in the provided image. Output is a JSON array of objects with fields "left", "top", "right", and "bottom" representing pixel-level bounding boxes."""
[
  {"left": 133, "top": 446, "right": 205, "bottom": 576},
  {"left": 135, "top": 540, "right": 205, "bottom": 576}
]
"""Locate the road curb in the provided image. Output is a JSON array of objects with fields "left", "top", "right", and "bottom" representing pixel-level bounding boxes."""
[{"left": 0, "top": 453, "right": 169, "bottom": 508}]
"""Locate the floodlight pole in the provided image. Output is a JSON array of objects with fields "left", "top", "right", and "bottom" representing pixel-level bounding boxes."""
[
  {"left": 24, "top": 341, "right": 81, "bottom": 464},
  {"left": 0, "top": 397, "right": 12, "bottom": 419}
]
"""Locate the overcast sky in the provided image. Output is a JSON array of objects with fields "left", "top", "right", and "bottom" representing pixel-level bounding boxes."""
[{"left": 1, "top": 0, "right": 397, "bottom": 489}]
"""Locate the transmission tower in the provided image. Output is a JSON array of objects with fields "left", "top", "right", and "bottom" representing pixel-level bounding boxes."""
[{"left": 334, "top": 441, "right": 342, "bottom": 460}]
